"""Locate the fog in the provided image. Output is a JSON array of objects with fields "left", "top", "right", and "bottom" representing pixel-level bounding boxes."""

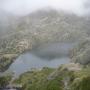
[{"left": 0, "top": 0, "right": 90, "bottom": 16}]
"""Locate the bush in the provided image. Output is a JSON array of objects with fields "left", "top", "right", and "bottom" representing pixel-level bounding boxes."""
[{"left": 0, "top": 76, "right": 11, "bottom": 88}]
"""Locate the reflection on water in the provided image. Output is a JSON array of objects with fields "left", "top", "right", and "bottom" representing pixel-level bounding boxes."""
[
  {"left": 6, "top": 43, "right": 76, "bottom": 77},
  {"left": 7, "top": 53, "right": 70, "bottom": 76}
]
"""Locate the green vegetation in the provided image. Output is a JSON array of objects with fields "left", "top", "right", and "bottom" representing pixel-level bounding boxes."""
[
  {"left": 13, "top": 65, "right": 90, "bottom": 90},
  {"left": 70, "top": 67, "right": 90, "bottom": 90},
  {"left": 0, "top": 76, "right": 11, "bottom": 87},
  {"left": 71, "top": 76, "right": 90, "bottom": 90},
  {"left": 0, "top": 54, "right": 18, "bottom": 72},
  {"left": 14, "top": 67, "right": 58, "bottom": 90}
]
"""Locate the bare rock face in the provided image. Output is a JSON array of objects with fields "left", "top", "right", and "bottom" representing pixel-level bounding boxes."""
[
  {"left": 16, "top": 39, "right": 32, "bottom": 53},
  {"left": 71, "top": 39, "right": 90, "bottom": 65}
]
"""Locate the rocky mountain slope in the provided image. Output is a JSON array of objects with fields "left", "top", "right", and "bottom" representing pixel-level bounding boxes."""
[
  {"left": 0, "top": 9, "right": 90, "bottom": 90},
  {"left": 0, "top": 10, "right": 89, "bottom": 53},
  {"left": 0, "top": 9, "right": 90, "bottom": 71}
]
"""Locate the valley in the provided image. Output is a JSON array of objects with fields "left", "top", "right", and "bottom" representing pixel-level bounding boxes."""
[{"left": 0, "top": 9, "right": 90, "bottom": 90}]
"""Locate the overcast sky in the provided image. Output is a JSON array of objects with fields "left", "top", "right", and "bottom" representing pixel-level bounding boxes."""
[{"left": 0, "top": 0, "right": 90, "bottom": 16}]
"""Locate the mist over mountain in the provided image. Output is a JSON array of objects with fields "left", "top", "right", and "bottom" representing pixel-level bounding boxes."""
[
  {"left": 0, "top": 9, "right": 89, "bottom": 39},
  {"left": 0, "top": 0, "right": 90, "bottom": 16},
  {"left": 0, "top": 0, "right": 90, "bottom": 38},
  {"left": 0, "top": 9, "right": 89, "bottom": 50},
  {"left": 0, "top": 1, "right": 90, "bottom": 90},
  {"left": 0, "top": 0, "right": 90, "bottom": 74},
  {"left": 0, "top": 9, "right": 90, "bottom": 70}
]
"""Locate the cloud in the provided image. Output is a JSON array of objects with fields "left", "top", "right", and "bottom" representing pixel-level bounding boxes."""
[
  {"left": 49, "top": 0, "right": 86, "bottom": 15},
  {"left": 0, "top": 0, "right": 90, "bottom": 16},
  {"left": 0, "top": 0, "right": 49, "bottom": 15}
]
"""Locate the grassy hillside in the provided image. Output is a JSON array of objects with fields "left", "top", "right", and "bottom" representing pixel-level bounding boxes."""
[{"left": 13, "top": 64, "right": 90, "bottom": 90}]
